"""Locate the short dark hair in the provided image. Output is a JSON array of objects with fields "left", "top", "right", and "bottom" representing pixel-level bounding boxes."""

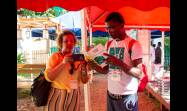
[
  {"left": 105, "top": 12, "right": 125, "bottom": 24},
  {"left": 153, "top": 44, "right": 156, "bottom": 47},
  {"left": 158, "top": 42, "right": 161, "bottom": 47}
]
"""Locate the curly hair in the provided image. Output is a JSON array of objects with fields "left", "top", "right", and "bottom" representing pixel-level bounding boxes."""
[{"left": 56, "top": 30, "right": 77, "bottom": 51}]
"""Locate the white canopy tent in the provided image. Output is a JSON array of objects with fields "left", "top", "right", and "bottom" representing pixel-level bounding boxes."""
[{"left": 50, "top": 11, "right": 81, "bottom": 29}]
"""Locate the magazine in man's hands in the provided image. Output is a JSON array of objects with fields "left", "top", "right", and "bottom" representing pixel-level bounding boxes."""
[{"left": 84, "top": 44, "right": 107, "bottom": 67}]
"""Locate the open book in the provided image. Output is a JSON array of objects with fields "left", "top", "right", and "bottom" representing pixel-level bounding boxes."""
[{"left": 84, "top": 44, "right": 107, "bottom": 67}]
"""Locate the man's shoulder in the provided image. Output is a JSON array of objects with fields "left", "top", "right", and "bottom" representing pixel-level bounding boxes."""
[
  {"left": 126, "top": 36, "right": 138, "bottom": 43},
  {"left": 126, "top": 36, "right": 140, "bottom": 48}
]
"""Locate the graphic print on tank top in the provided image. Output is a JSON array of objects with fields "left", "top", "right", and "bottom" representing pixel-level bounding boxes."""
[{"left": 109, "top": 47, "right": 124, "bottom": 69}]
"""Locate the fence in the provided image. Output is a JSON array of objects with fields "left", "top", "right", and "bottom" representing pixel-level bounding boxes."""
[
  {"left": 22, "top": 47, "right": 59, "bottom": 64},
  {"left": 17, "top": 64, "right": 45, "bottom": 88}
]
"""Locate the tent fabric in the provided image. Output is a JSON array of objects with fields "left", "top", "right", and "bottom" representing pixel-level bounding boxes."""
[
  {"left": 17, "top": 0, "right": 170, "bottom": 31},
  {"left": 86, "top": 6, "right": 170, "bottom": 31},
  {"left": 17, "top": 0, "right": 169, "bottom": 12}
]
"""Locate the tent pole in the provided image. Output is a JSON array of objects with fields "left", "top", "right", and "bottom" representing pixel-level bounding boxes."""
[
  {"left": 161, "top": 31, "right": 165, "bottom": 67},
  {"left": 56, "top": 24, "right": 62, "bottom": 36},
  {"left": 81, "top": 9, "right": 88, "bottom": 52},
  {"left": 43, "top": 25, "right": 50, "bottom": 54},
  {"left": 28, "top": 28, "right": 34, "bottom": 81},
  {"left": 85, "top": 9, "right": 93, "bottom": 47},
  {"left": 137, "top": 29, "right": 152, "bottom": 80},
  {"left": 81, "top": 8, "right": 91, "bottom": 111},
  {"left": 91, "top": 11, "right": 106, "bottom": 26},
  {"left": 89, "top": 25, "right": 94, "bottom": 83},
  {"left": 92, "top": 24, "right": 170, "bottom": 30},
  {"left": 89, "top": 26, "right": 93, "bottom": 46}
]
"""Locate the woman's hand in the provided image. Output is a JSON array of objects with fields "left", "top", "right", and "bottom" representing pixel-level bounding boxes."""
[{"left": 85, "top": 56, "right": 98, "bottom": 70}]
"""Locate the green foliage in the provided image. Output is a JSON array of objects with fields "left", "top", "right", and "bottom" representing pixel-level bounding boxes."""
[
  {"left": 165, "top": 37, "right": 170, "bottom": 46},
  {"left": 17, "top": 74, "right": 38, "bottom": 78},
  {"left": 164, "top": 37, "right": 170, "bottom": 70},
  {"left": 76, "top": 37, "right": 109, "bottom": 49},
  {"left": 92, "top": 37, "right": 109, "bottom": 46},
  {"left": 17, "top": 7, "right": 68, "bottom": 18},
  {"left": 17, "top": 53, "right": 24, "bottom": 63}
]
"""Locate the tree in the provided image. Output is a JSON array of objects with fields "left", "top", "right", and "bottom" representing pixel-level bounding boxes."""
[{"left": 17, "top": 7, "right": 68, "bottom": 18}]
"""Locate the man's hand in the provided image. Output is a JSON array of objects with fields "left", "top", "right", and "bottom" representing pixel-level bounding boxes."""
[{"left": 103, "top": 53, "right": 123, "bottom": 67}]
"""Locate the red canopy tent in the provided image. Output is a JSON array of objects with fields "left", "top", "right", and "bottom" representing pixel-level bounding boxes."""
[
  {"left": 17, "top": 0, "right": 170, "bottom": 64},
  {"left": 17, "top": 0, "right": 170, "bottom": 31},
  {"left": 17, "top": 0, "right": 170, "bottom": 60},
  {"left": 17, "top": 0, "right": 170, "bottom": 11},
  {"left": 86, "top": 6, "right": 170, "bottom": 31}
]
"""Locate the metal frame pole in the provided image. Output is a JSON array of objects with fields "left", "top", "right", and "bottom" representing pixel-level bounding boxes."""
[
  {"left": 81, "top": 8, "right": 91, "bottom": 111},
  {"left": 161, "top": 31, "right": 165, "bottom": 67},
  {"left": 89, "top": 26, "right": 93, "bottom": 46}
]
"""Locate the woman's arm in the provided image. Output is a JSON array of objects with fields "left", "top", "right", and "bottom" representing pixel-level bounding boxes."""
[
  {"left": 46, "top": 62, "right": 67, "bottom": 81},
  {"left": 45, "top": 53, "right": 71, "bottom": 81}
]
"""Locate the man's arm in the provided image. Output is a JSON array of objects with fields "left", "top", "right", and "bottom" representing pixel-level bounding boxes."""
[
  {"left": 120, "top": 58, "right": 143, "bottom": 79},
  {"left": 103, "top": 53, "right": 142, "bottom": 79}
]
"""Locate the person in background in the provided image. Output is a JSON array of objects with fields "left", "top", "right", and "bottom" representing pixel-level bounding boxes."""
[
  {"left": 155, "top": 42, "right": 162, "bottom": 64},
  {"left": 44, "top": 30, "right": 90, "bottom": 111},
  {"left": 87, "top": 12, "right": 143, "bottom": 111},
  {"left": 153, "top": 44, "right": 156, "bottom": 49},
  {"left": 154, "top": 42, "right": 162, "bottom": 74}
]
